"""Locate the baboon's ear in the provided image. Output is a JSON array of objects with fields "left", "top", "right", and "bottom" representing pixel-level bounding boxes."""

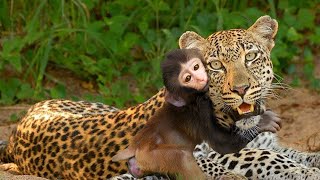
[
  {"left": 247, "top": 15, "right": 278, "bottom": 50},
  {"left": 112, "top": 147, "right": 135, "bottom": 162},
  {"left": 179, "top": 31, "right": 208, "bottom": 55},
  {"left": 164, "top": 90, "right": 186, "bottom": 107}
]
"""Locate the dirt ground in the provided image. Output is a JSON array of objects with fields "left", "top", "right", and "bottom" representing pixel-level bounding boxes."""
[{"left": 267, "top": 87, "right": 320, "bottom": 151}]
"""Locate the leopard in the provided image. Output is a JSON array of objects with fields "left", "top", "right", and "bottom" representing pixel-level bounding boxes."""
[
  {"left": 245, "top": 132, "right": 320, "bottom": 169},
  {"left": 26, "top": 99, "right": 120, "bottom": 117},
  {"left": 193, "top": 134, "right": 320, "bottom": 180},
  {"left": 0, "top": 15, "right": 319, "bottom": 179}
]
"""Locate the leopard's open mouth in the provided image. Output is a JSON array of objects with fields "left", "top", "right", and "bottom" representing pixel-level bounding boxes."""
[
  {"left": 228, "top": 102, "right": 262, "bottom": 121},
  {"left": 236, "top": 103, "right": 254, "bottom": 115}
]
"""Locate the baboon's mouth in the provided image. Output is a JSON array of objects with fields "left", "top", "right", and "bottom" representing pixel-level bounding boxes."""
[{"left": 236, "top": 103, "right": 254, "bottom": 115}]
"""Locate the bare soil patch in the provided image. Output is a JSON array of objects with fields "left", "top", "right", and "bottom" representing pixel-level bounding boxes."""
[{"left": 268, "top": 88, "right": 320, "bottom": 151}]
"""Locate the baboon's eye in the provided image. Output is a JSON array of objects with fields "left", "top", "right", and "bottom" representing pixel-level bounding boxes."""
[
  {"left": 194, "top": 64, "right": 199, "bottom": 70},
  {"left": 185, "top": 75, "right": 191, "bottom": 82}
]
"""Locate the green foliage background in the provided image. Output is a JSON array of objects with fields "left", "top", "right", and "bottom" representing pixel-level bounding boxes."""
[{"left": 0, "top": 0, "right": 319, "bottom": 107}]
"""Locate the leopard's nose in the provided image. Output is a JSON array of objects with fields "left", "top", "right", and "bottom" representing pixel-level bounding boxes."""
[{"left": 230, "top": 85, "right": 249, "bottom": 96}]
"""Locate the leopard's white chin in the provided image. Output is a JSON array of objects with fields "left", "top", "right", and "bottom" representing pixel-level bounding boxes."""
[
  {"left": 235, "top": 115, "right": 260, "bottom": 130},
  {"left": 235, "top": 115, "right": 261, "bottom": 141}
]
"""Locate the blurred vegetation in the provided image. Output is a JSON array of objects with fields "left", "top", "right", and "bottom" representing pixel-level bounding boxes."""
[{"left": 0, "top": 0, "right": 319, "bottom": 107}]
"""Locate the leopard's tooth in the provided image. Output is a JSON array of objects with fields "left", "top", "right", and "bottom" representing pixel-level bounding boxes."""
[
  {"left": 237, "top": 107, "right": 244, "bottom": 115},
  {"left": 250, "top": 104, "right": 254, "bottom": 112}
]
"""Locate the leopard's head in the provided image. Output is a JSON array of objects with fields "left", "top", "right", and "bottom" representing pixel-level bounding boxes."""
[{"left": 179, "top": 15, "right": 278, "bottom": 130}]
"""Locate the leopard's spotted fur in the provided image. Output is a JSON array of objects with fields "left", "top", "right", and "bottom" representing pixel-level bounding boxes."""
[
  {"left": 0, "top": 90, "right": 166, "bottom": 179},
  {"left": 193, "top": 135, "right": 320, "bottom": 180},
  {"left": 245, "top": 132, "right": 320, "bottom": 169},
  {"left": 26, "top": 99, "right": 120, "bottom": 117},
  {"left": 0, "top": 15, "right": 319, "bottom": 179}
]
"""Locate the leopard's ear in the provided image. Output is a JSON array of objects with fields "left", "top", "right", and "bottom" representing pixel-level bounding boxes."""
[
  {"left": 247, "top": 15, "right": 278, "bottom": 50},
  {"left": 179, "top": 31, "right": 207, "bottom": 55}
]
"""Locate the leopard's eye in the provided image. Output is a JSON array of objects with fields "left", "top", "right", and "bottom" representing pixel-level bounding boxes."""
[
  {"left": 209, "top": 60, "right": 222, "bottom": 70},
  {"left": 245, "top": 52, "right": 257, "bottom": 61}
]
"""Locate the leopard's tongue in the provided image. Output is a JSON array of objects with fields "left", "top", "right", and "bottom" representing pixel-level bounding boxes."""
[{"left": 237, "top": 103, "right": 254, "bottom": 115}]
